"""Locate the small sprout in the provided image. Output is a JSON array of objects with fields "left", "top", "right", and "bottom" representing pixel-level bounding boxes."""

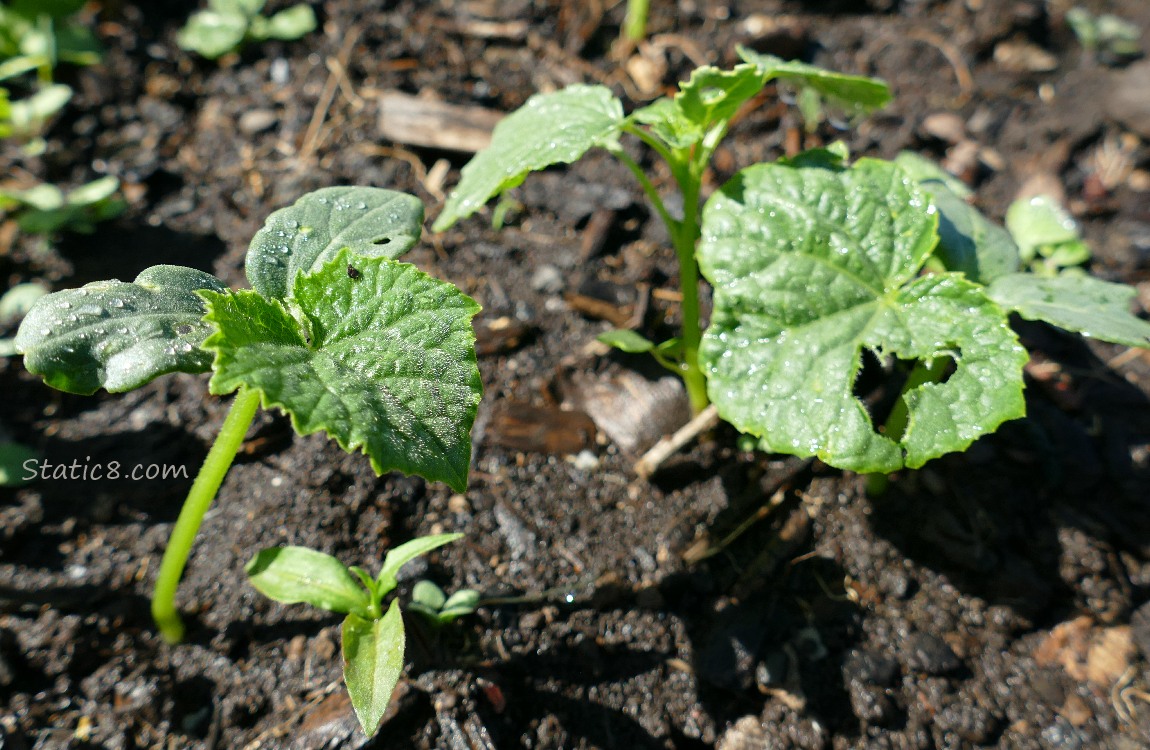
[
  {"left": 1004, "top": 194, "right": 1091, "bottom": 277},
  {"left": 247, "top": 534, "right": 463, "bottom": 737},
  {"left": 177, "top": 0, "right": 317, "bottom": 60},
  {"left": 408, "top": 579, "right": 480, "bottom": 627},
  {"left": 0, "top": 176, "right": 125, "bottom": 235},
  {"left": 1066, "top": 8, "right": 1142, "bottom": 64}
]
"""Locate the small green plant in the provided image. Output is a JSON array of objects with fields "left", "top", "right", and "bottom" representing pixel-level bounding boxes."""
[
  {"left": 1066, "top": 7, "right": 1142, "bottom": 63},
  {"left": 435, "top": 52, "right": 1150, "bottom": 475},
  {"left": 246, "top": 535, "right": 463, "bottom": 736},
  {"left": 408, "top": 579, "right": 480, "bottom": 627},
  {"left": 1004, "top": 194, "right": 1090, "bottom": 277},
  {"left": 15, "top": 187, "right": 483, "bottom": 643},
  {"left": 178, "top": 0, "right": 317, "bottom": 60},
  {"left": 0, "top": 0, "right": 101, "bottom": 84},
  {"left": 0, "top": 176, "right": 125, "bottom": 235},
  {"left": 435, "top": 47, "right": 890, "bottom": 414}
]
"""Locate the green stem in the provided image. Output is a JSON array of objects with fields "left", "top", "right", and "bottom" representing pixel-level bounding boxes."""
[
  {"left": 672, "top": 177, "right": 709, "bottom": 414},
  {"left": 622, "top": 0, "right": 650, "bottom": 42},
  {"left": 151, "top": 387, "right": 261, "bottom": 644}
]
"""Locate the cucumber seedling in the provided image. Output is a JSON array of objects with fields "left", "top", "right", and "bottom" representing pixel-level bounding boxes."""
[
  {"left": 15, "top": 187, "right": 483, "bottom": 643},
  {"left": 436, "top": 53, "right": 1150, "bottom": 475},
  {"left": 246, "top": 534, "right": 468, "bottom": 737}
]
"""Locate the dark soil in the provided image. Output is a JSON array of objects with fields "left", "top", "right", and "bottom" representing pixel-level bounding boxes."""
[{"left": 3, "top": 1, "right": 1150, "bottom": 748}]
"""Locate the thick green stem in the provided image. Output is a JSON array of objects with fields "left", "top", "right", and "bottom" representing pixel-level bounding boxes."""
[
  {"left": 152, "top": 387, "right": 261, "bottom": 644},
  {"left": 671, "top": 179, "right": 709, "bottom": 414},
  {"left": 622, "top": 0, "right": 650, "bottom": 42}
]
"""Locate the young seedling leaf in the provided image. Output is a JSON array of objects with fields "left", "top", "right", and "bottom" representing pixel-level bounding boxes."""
[
  {"left": 698, "top": 159, "right": 1027, "bottom": 473},
  {"left": 597, "top": 329, "right": 656, "bottom": 353},
  {"left": 633, "top": 64, "right": 765, "bottom": 148},
  {"left": 343, "top": 602, "right": 405, "bottom": 737},
  {"left": 410, "top": 579, "right": 447, "bottom": 611},
  {"left": 987, "top": 273, "right": 1150, "bottom": 348},
  {"left": 262, "top": 4, "right": 316, "bottom": 39},
  {"left": 201, "top": 252, "right": 481, "bottom": 491},
  {"left": 926, "top": 183, "right": 1020, "bottom": 284},
  {"left": 433, "top": 85, "right": 626, "bottom": 231},
  {"left": 1005, "top": 194, "right": 1088, "bottom": 269},
  {"left": 176, "top": 10, "right": 249, "bottom": 59},
  {"left": 377, "top": 532, "right": 463, "bottom": 591},
  {"left": 441, "top": 588, "right": 480, "bottom": 617},
  {"left": 247, "top": 187, "right": 424, "bottom": 301},
  {"left": 246, "top": 546, "right": 372, "bottom": 616},
  {"left": 737, "top": 46, "right": 892, "bottom": 112},
  {"left": 15, "top": 265, "right": 227, "bottom": 394}
]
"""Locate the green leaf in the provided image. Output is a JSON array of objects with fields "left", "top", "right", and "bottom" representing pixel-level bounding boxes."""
[
  {"left": 0, "top": 441, "right": 37, "bottom": 486},
  {"left": 247, "top": 187, "right": 424, "bottom": 302},
  {"left": 202, "top": 252, "right": 481, "bottom": 491},
  {"left": 1005, "top": 195, "right": 1087, "bottom": 268},
  {"left": 66, "top": 176, "right": 119, "bottom": 206},
  {"left": 177, "top": 10, "right": 249, "bottom": 59},
  {"left": 698, "top": 159, "right": 1027, "bottom": 472},
  {"left": 377, "top": 532, "right": 462, "bottom": 591},
  {"left": 343, "top": 603, "right": 405, "bottom": 737},
  {"left": 246, "top": 546, "right": 372, "bottom": 615},
  {"left": 0, "top": 282, "right": 48, "bottom": 324},
  {"left": 15, "top": 266, "right": 227, "bottom": 394},
  {"left": 926, "top": 183, "right": 1020, "bottom": 284},
  {"left": 410, "top": 579, "right": 447, "bottom": 611},
  {"left": 893, "top": 151, "right": 972, "bottom": 198},
  {"left": 441, "top": 588, "right": 480, "bottom": 616},
  {"left": 433, "top": 85, "right": 626, "bottom": 231},
  {"left": 262, "top": 4, "right": 316, "bottom": 40},
  {"left": 987, "top": 273, "right": 1150, "bottom": 349},
  {"left": 7, "top": 83, "right": 71, "bottom": 135},
  {"left": 597, "top": 329, "right": 655, "bottom": 353},
  {"left": 632, "top": 64, "right": 765, "bottom": 149},
  {"left": 737, "top": 46, "right": 892, "bottom": 112},
  {"left": 10, "top": 0, "right": 87, "bottom": 18}
]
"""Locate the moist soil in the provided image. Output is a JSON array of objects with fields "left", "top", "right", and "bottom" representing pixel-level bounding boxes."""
[{"left": 3, "top": 1, "right": 1150, "bottom": 748}]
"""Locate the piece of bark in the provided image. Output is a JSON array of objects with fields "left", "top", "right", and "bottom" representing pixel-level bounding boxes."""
[
  {"left": 486, "top": 401, "right": 597, "bottom": 454},
  {"left": 378, "top": 90, "right": 503, "bottom": 153},
  {"left": 474, "top": 315, "right": 534, "bottom": 357}
]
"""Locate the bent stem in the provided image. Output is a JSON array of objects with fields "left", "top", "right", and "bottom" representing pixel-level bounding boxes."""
[{"left": 152, "top": 387, "right": 261, "bottom": 643}]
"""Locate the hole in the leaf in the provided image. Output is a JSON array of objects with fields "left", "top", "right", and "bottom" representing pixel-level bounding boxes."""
[
  {"left": 851, "top": 347, "right": 891, "bottom": 426},
  {"left": 373, "top": 236, "right": 392, "bottom": 245},
  {"left": 853, "top": 349, "right": 960, "bottom": 437}
]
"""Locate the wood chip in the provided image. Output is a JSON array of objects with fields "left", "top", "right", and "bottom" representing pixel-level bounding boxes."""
[
  {"left": 378, "top": 90, "right": 503, "bottom": 153},
  {"left": 486, "top": 401, "right": 597, "bottom": 454}
]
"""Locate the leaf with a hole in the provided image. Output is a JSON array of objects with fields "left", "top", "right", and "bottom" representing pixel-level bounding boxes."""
[
  {"left": 14, "top": 265, "right": 227, "bottom": 394},
  {"left": 433, "top": 85, "right": 626, "bottom": 231},
  {"left": 246, "top": 546, "right": 372, "bottom": 617},
  {"left": 988, "top": 273, "right": 1150, "bottom": 348},
  {"left": 201, "top": 252, "right": 481, "bottom": 491},
  {"left": 247, "top": 187, "right": 425, "bottom": 301},
  {"left": 343, "top": 602, "right": 405, "bottom": 737},
  {"left": 698, "top": 159, "right": 1027, "bottom": 472}
]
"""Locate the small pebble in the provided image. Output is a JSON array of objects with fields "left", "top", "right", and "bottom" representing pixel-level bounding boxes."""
[
  {"left": 530, "top": 264, "right": 565, "bottom": 294},
  {"left": 903, "top": 632, "right": 960, "bottom": 674},
  {"left": 238, "top": 109, "right": 278, "bottom": 135}
]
